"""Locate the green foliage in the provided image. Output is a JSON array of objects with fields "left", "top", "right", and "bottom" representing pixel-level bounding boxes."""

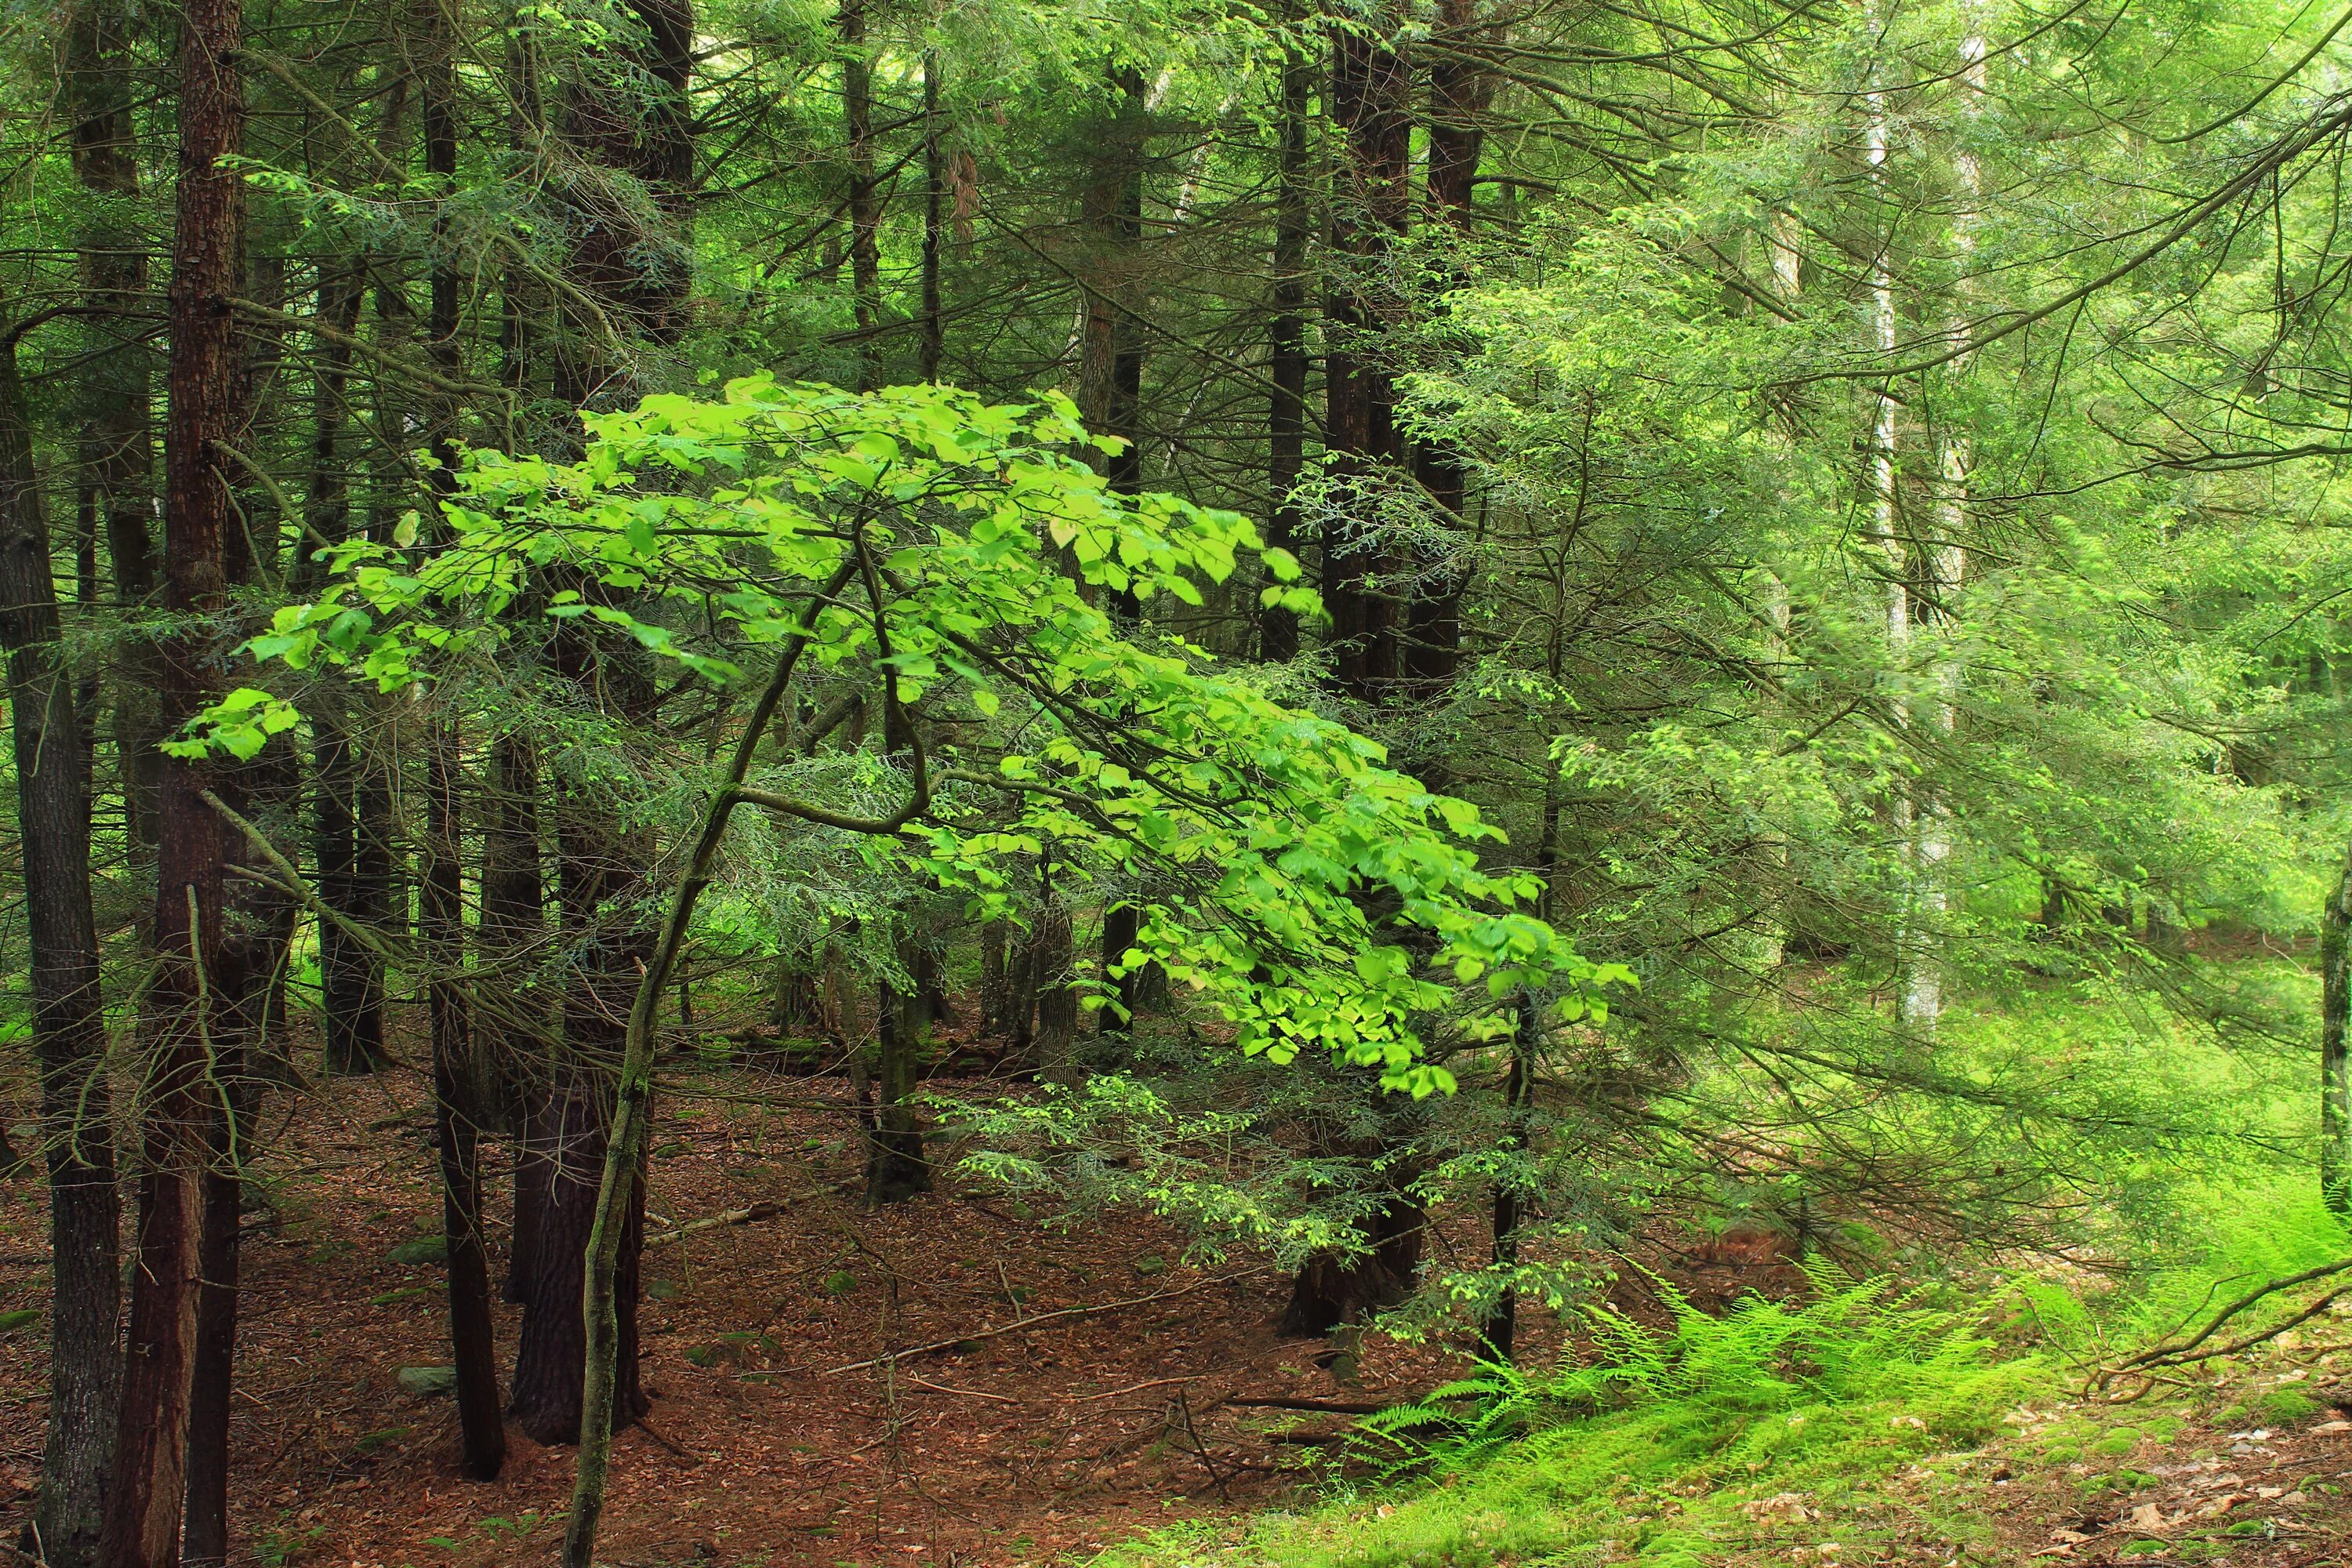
[
  {"left": 1358, "top": 1260, "right": 1994, "bottom": 1479},
  {"left": 196, "top": 376, "right": 1627, "bottom": 1091},
  {"left": 1099, "top": 1272, "right": 2036, "bottom": 1568}
]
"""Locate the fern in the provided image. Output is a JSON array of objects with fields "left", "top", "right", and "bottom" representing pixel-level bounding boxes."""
[{"left": 1356, "top": 1258, "right": 1991, "bottom": 1477}]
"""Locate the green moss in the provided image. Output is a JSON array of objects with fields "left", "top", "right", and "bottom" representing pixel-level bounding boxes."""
[{"left": 2258, "top": 1388, "right": 2319, "bottom": 1423}]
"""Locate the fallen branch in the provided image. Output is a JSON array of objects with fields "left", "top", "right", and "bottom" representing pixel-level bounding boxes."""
[
  {"left": 1224, "top": 1396, "right": 1391, "bottom": 1415},
  {"left": 902, "top": 1374, "right": 1018, "bottom": 1403},
  {"left": 643, "top": 1180, "right": 851, "bottom": 1247},
  {"left": 2100, "top": 1256, "right": 2352, "bottom": 1386},
  {"left": 826, "top": 1268, "right": 1269, "bottom": 1374}
]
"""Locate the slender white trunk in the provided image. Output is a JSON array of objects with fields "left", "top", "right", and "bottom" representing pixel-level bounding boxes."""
[
  {"left": 1904, "top": 16, "right": 1987, "bottom": 1028},
  {"left": 1864, "top": 2, "right": 1938, "bottom": 1026}
]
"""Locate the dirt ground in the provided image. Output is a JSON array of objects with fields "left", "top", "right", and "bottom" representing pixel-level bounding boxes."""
[
  {"left": 3, "top": 1046, "right": 2344, "bottom": 1568},
  {"left": 1980, "top": 1393, "right": 2352, "bottom": 1566},
  {"left": 1715, "top": 1354, "right": 2352, "bottom": 1567},
  {"left": 0, "top": 1056, "right": 1516, "bottom": 1568}
]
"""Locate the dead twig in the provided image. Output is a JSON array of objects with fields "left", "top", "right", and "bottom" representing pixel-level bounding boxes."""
[
  {"left": 902, "top": 1375, "right": 1018, "bottom": 1404},
  {"left": 825, "top": 1269, "right": 1270, "bottom": 1374},
  {"left": 1224, "top": 1396, "right": 1391, "bottom": 1415},
  {"left": 2099, "top": 1257, "right": 2352, "bottom": 1386},
  {"left": 642, "top": 1180, "right": 851, "bottom": 1246}
]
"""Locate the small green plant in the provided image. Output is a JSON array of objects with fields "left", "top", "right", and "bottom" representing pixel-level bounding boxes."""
[
  {"left": 1358, "top": 1258, "right": 1991, "bottom": 1478},
  {"left": 256, "top": 1516, "right": 327, "bottom": 1567}
]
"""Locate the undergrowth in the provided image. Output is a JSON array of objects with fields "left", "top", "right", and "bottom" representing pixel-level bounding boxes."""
[
  {"left": 1093, "top": 1261, "right": 2044, "bottom": 1568},
  {"left": 1091, "top": 1173, "right": 2352, "bottom": 1568}
]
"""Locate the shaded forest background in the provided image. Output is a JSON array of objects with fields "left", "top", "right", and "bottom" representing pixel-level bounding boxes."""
[{"left": 2, "top": 0, "right": 2350, "bottom": 1561}]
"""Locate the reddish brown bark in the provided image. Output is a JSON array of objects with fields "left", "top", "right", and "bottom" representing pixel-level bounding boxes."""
[
  {"left": 1261, "top": 25, "right": 1313, "bottom": 666},
  {"left": 1323, "top": 6, "right": 1413, "bottom": 706},
  {"left": 99, "top": 0, "right": 252, "bottom": 1554},
  {"left": 1404, "top": 0, "right": 1496, "bottom": 701}
]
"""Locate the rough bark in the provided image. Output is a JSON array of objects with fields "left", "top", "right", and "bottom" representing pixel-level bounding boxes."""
[
  {"left": 1403, "top": 0, "right": 1493, "bottom": 700},
  {"left": 482, "top": 730, "right": 549, "bottom": 1302},
  {"left": 506, "top": 1054, "right": 647, "bottom": 1443},
  {"left": 869, "top": 702, "right": 934, "bottom": 1203},
  {"left": 1261, "top": 24, "right": 1312, "bottom": 665},
  {"left": 100, "top": 0, "right": 253, "bottom": 1552},
  {"left": 1085, "top": 69, "right": 1152, "bottom": 1029},
  {"left": 63, "top": 0, "right": 162, "bottom": 851},
  {"left": 506, "top": 637, "right": 652, "bottom": 1442},
  {"left": 180, "top": 1068, "right": 256, "bottom": 1568},
  {"left": 867, "top": 954, "right": 935, "bottom": 1203},
  {"left": 919, "top": 49, "right": 945, "bottom": 382},
  {"left": 1031, "top": 866, "right": 1079, "bottom": 1083},
  {"left": 1322, "top": 5, "right": 1412, "bottom": 706},
  {"left": 2324, "top": 833, "right": 2352, "bottom": 1216},
  {"left": 1279, "top": 1181, "right": 1426, "bottom": 1338},
  {"left": 409, "top": 0, "right": 508, "bottom": 1475},
  {"left": 840, "top": 0, "right": 880, "bottom": 385},
  {"left": 978, "top": 920, "right": 1011, "bottom": 1036},
  {"left": 0, "top": 313, "right": 120, "bottom": 1568},
  {"left": 304, "top": 260, "right": 389, "bottom": 1076},
  {"left": 513, "top": 0, "right": 693, "bottom": 1437}
]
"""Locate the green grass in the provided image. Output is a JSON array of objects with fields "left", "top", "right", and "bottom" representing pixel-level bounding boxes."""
[
  {"left": 1091, "top": 1267, "right": 2045, "bottom": 1568},
  {"left": 1085, "top": 1178, "right": 2347, "bottom": 1566},
  {"left": 1080, "top": 963, "right": 2343, "bottom": 1568}
]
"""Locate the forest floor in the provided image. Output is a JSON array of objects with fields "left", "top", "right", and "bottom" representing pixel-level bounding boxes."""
[
  {"left": 0, "top": 1056, "right": 1548, "bottom": 1568},
  {"left": 0, "top": 1054, "right": 2343, "bottom": 1567}
]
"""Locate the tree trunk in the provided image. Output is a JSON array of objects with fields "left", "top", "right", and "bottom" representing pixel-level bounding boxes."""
[
  {"left": 514, "top": 0, "right": 693, "bottom": 1436},
  {"left": 100, "top": 0, "right": 252, "bottom": 1552},
  {"left": 184, "top": 227, "right": 303, "bottom": 1568},
  {"left": 1032, "top": 857, "right": 1079, "bottom": 1084},
  {"left": 1279, "top": 1181, "right": 1425, "bottom": 1338},
  {"left": 63, "top": 0, "right": 161, "bottom": 855},
  {"left": 919, "top": 48, "right": 945, "bottom": 382},
  {"left": 506, "top": 606, "right": 656, "bottom": 1450},
  {"left": 305, "top": 260, "right": 390, "bottom": 1076},
  {"left": 506, "top": 1055, "right": 646, "bottom": 1442},
  {"left": 1261, "top": 22, "right": 1311, "bottom": 665},
  {"left": 483, "top": 730, "right": 549, "bottom": 1302},
  {"left": 1478, "top": 993, "right": 1536, "bottom": 1361},
  {"left": 180, "top": 1071, "right": 256, "bottom": 1568},
  {"left": 979, "top": 920, "right": 1011, "bottom": 1037},
  {"left": 840, "top": 0, "right": 880, "bottom": 386},
  {"left": 1086, "top": 69, "right": 1153, "bottom": 1030},
  {"left": 866, "top": 956, "right": 934, "bottom": 1203},
  {"left": 2324, "top": 833, "right": 2352, "bottom": 1216},
  {"left": 0, "top": 310, "right": 121, "bottom": 1568},
  {"left": 869, "top": 700, "right": 934, "bottom": 1203},
  {"left": 1403, "top": 0, "right": 1492, "bottom": 702},
  {"left": 409, "top": 0, "right": 507, "bottom": 1475},
  {"left": 1322, "top": 5, "right": 1412, "bottom": 706},
  {"left": 1473, "top": 775, "right": 1559, "bottom": 1360},
  {"left": 507, "top": 687, "right": 651, "bottom": 1441}
]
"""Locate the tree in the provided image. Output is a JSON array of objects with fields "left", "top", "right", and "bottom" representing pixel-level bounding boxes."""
[
  {"left": 100, "top": 0, "right": 256, "bottom": 1550},
  {"left": 196, "top": 376, "right": 1621, "bottom": 1560},
  {"left": 0, "top": 314, "right": 119, "bottom": 1568}
]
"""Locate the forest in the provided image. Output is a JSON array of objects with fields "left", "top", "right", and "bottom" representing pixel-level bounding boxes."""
[{"left": 1, "top": 0, "right": 2350, "bottom": 1560}]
